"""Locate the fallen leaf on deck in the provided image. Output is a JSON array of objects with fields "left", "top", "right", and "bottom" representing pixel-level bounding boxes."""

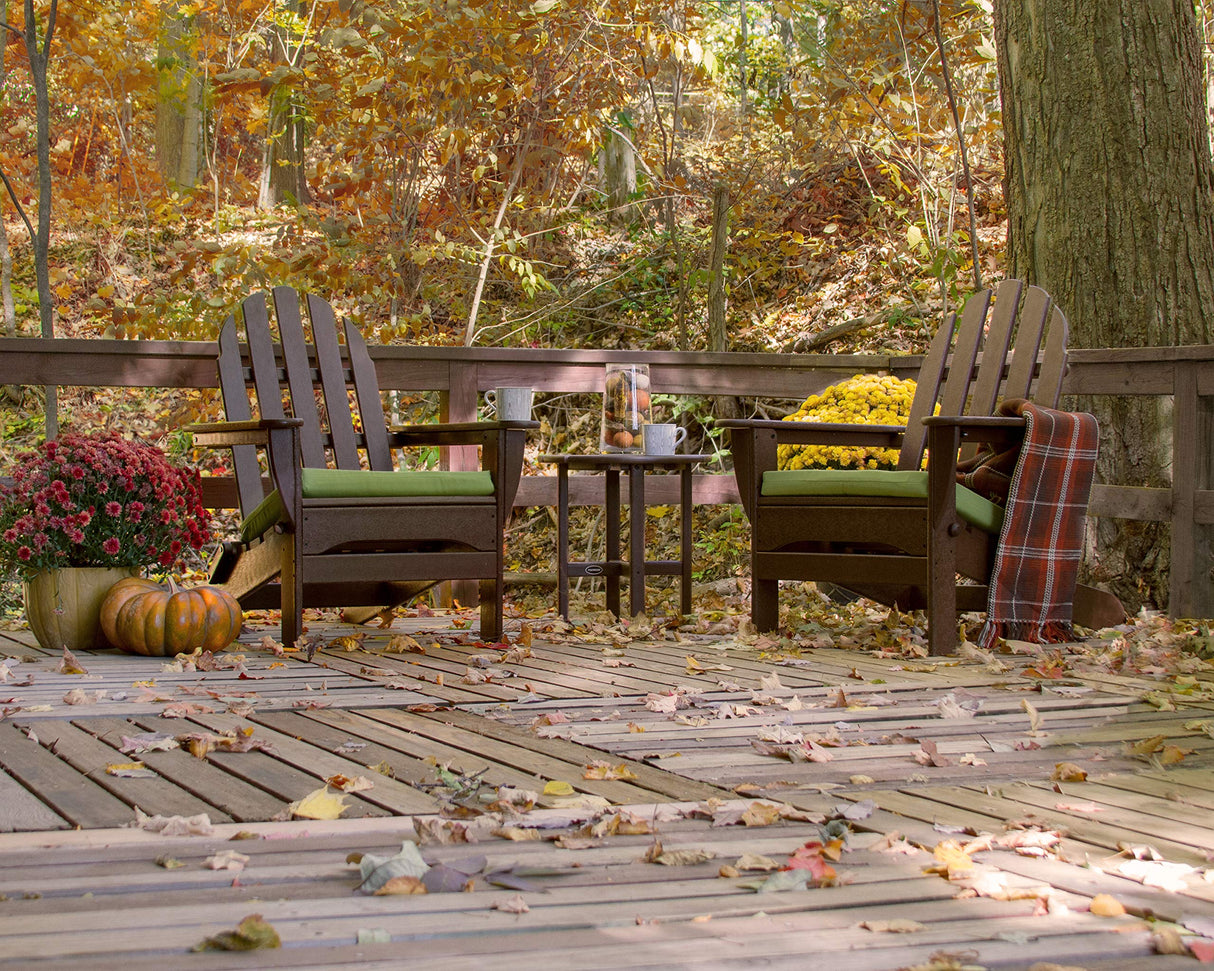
[
  {"left": 1125, "top": 734, "right": 1167, "bottom": 757},
  {"left": 741, "top": 869, "right": 811, "bottom": 893},
  {"left": 383, "top": 634, "right": 426, "bottom": 654},
  {"left": 288, "top": 786, "right": 349, "bottom": 820},
  {"left": 915, "top": 739, "right": 953, "bottom": 767},
  {"left": 849, "top": 774, "right": 875, "bottom": 785},
  {"left": 423, "top": 863, "right": 476, "bottom": 893},
  {"left": 56, "top": 647, "right": 87, "bottom": 675},
  {"left": 742, "top": 802, "right": 783, "bottom": 827},
  {"left": 375, "top": 876, "right": 428, "bottom": 895},
  {"left": 542, "top": 780, "right": 575, "bottom": 797},
  {"left": 356, "top": 841, "right": 429, "bottom": 893},
  {"left": 106, "top": 761, "right": 156, "bottom": 778},
  {"left": 926, "top": 840, "right": 975, "bottom": 879},
  {"left": 786, "top": 841, "right": 838, "bottom": 883},
  {"left": 205, "top": 850, "right": 250, "bottom": 871},
  {"left": 1119, "top": 859, "right": 1196, "bottom": 892},
  {"left": 734, "top": 852, "right": 781, "bottom": 871},
  {"left": 493, "top": 893, "right": 530, "bottom": 914},
  {"left": 1055, "top": 801, "right": 1104, "bottom": 813},
  {"left": 859, "top": 918, "right": 925, "bottom": 933},
  {"left": 119, "top": 732, "right": 178, "bottom": 754},
  {"left": 155, "top": 855, "right": 186, "bottom": 869},
  {"left": 325, "top": 773, "right": 374, "bottom": 793},
  {"left": 330, "top": 633, "right": 367, "bottom": 652},
  {"left": 1089, "top": 893, "right": 1126, "bottom": 916},
  {"left": 1188, "top": 938, "right": 1214, "bottom": 963},
  {"left": 414, "top": 818, "right": 470, "bottom": 845},
  {"left": 63, "top": 688, "right": 105, "bottom": 705},
  {"left": 1021, "top": 698, "right": 1043, "bottom": 732},
  {"left": 133, "top": 808, "right": 215, "bottom": 836},
  {"left": 1050, "top": 762, "right": 1087, "bottom": 782},
  {"left": 583, "top": 761, "right": 639, "bottom": 781},
  {"left": 494, "top": 827, "right": 542, "bottom": 842},
  {"left": 192, "top": 914, "right": 281, "bottom": 952},
  {"left": 1153, "top": 925, "right": 1190, "bottom": 954},
  {"left": 651, "top": 847, "right": 717, "bottom": 866},
  {"left": 1160, "top": 744, "right": 1195, "bottom": 764}
]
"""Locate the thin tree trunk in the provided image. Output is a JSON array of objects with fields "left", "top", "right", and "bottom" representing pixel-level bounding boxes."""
[
  {"left": 23, "top": 0, "right": 57, "bottom": 436},
  {"left": 995, "top": 0, "right": 1214, "bottom": 612}
]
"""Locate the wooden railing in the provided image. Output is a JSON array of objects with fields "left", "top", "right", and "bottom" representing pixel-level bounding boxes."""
[{"left": 2, "top": 337, "right": 1211, "bottom": 617}]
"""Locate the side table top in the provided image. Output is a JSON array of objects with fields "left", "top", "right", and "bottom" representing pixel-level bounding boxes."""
[{"left": 539, "top": 453, "right": 711, "bottom": 471}]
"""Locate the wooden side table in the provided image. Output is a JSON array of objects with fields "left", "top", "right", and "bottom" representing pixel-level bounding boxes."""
[{"left": 538, "top": 453, "right": 709, "bottom": 620}]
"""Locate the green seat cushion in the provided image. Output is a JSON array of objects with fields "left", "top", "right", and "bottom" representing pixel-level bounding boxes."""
[
  {"left": 238, "top": 469, "right": 495, "bottom": 543},
  {"left": 761, "top": 469, "right": 1004, "bottom": 535}
]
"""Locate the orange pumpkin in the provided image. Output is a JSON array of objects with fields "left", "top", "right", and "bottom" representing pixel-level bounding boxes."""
[{"left": 100, "top": 577, "right": 243, "bottom": 656}]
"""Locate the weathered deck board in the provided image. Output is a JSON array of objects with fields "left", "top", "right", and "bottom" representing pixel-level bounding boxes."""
[{"left": 2, "top": 614, "right": 1213, "bottom": 968}]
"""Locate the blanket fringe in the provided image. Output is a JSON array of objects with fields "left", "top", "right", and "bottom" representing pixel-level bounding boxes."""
[{"left": 978, "top": 620, "right": 1077, "bottom": 650}]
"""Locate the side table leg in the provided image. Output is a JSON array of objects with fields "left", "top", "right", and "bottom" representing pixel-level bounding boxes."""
[
  {"left": 629, "top": 464, "right": 646, "bottom": 618},
  {"left": 557, "top": 465, "right": 570, "bottom": 620},
  {"left": 680, "top": 464, "right": 694, "bottom": 617},
  {"left": 605, "top": 468, "right": 621, "bottom": 617}
]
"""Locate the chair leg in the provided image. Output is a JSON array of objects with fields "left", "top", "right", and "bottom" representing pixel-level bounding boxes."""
[
  {"left": 280, "top": 534, "right": 301, "bottom": 648},
  {"left": 479, "top": 578, "right": 503, "bottom": 642},
  {"left": 926, "top": 583, "right": 958, "bottom": 655},
  {"left": 752, "top": 578, "right": 779, "bottom": 632}
]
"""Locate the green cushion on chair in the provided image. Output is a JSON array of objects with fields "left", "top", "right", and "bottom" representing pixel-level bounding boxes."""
[
  {"left": 240, "top": 489, "right": 286, "bottom": 544},
  {"left": 238, "top": 469, "right": 495, "bottom": 543},
  {"left": 761, "top": 469, "right": 1005, "bottom": 535},
  {"left": 300, "top": 468, "right": 494, "bottom": 499}
]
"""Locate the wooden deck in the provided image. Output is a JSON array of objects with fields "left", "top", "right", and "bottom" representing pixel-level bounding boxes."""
[{"left": 2, "top": 607, "right": 1213, "bottom": 969}]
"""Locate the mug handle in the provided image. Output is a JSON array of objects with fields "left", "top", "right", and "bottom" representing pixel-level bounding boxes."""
[
  {"left": 483, "top": 389, "right": 497, "bottom": 416},
  {"left": 673, "top": 426, "right": 688, "bottom": 448}
]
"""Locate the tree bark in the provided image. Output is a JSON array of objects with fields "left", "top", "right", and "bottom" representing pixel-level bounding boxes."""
[
  {"left": 258, "top": 4, "right": 309, "bottom": 209},
  {"left": 155, "top": 2, "right": 202, "bottom": 188},
  {"left": 995, "top": 0, "right": 1214, "bottom": 611}
]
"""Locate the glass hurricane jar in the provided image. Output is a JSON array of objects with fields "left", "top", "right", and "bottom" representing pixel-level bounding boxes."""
[{"left": 600, "top": 363, "right": 652, "bottom": 452}]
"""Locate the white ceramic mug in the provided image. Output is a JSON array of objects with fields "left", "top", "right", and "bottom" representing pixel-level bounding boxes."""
[
  {"left": 642, "top": 423, "right": 687, "bottom": 455},
  {"left": 484, "top": 386, "right": 533, "bottom": 422}
]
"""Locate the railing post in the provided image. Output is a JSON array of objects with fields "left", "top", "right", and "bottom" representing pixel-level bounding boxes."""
[{"left": 1170, "top": 362, "right": 1213, "bottom": 617}]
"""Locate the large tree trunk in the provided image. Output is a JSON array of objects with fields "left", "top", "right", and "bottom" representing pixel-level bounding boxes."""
[{"left": 995, "top": 0, "right": 1214, "bottom": 613}]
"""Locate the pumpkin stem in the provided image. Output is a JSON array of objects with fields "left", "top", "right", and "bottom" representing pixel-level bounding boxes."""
[{"left": 166, "top": 576, "right": 180, "bottom": 595}]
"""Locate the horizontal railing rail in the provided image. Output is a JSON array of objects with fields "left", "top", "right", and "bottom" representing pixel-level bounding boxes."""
[{"left": 2, "top": 337, "right": 1211, "bottom": 616}]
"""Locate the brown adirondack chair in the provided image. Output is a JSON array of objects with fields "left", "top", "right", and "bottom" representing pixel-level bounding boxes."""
[
  {"left": 189, "top": 287, "right": 533, "bottom": 646},
  {"left": 718, "top": 279, "right": 1124, "bottom": 654}
]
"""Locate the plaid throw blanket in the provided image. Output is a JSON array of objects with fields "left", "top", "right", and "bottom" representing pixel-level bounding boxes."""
[{"left": 977, "top": 402, "right": 1099, "bottom": 649}]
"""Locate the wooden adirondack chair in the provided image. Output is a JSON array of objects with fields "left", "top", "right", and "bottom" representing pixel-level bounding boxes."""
[
  {"left": 189, "top": 287, "right": 533, "bottom": 646},
  {"left": 718, "top": 279, "right": 1124, "bottom": 654}
]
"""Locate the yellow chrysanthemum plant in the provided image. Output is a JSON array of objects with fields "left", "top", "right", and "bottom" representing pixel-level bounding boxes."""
[{"left": 777, "top": 374, "right": 923, "bottom": 471}]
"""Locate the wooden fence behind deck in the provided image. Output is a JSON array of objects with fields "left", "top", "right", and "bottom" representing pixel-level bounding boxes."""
[{"left": 2, "top": 338, "right": 1212, "bottom": 617}]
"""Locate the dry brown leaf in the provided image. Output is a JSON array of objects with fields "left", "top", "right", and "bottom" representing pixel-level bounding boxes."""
[
  {"left": 1089, "top": 893, "right": 1126, "bottom": 916},
  {"left": 1126, "top": 734, "right": 1167, "bottom": 757},
  {"left": 859, "top": 918, "right": 925, "bottom": 933},
  {"left": 383, "top": 634, "right": 426, "bottom": 654},
  {"left": 493, "top": 893, "right": 529, "bottom": 914},
  {"left": 1051, "top": 761, "right": 1087, "bottom": 782},
  {"left": 56, "top": 647, "right": 87, "bottom": 675},
  {"left": 1153, "top": 925, "right": 1190, "bottom": 955},
  {"left": 375, "top": 876, "right": 428, "bottom": 895}
]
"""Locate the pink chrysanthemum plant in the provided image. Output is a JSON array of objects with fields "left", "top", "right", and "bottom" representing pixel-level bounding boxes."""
[{"left": 0, "top": 432, "right": 212, "bottom": 575}]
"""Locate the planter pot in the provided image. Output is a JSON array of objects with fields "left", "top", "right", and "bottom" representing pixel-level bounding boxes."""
[{"left": 23, "top": 567, "right": 140, "bottom": 652}]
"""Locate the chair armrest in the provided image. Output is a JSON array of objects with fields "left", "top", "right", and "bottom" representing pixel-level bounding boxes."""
[
  {"left": 922, "top": 414, "right": 1026, "bottom": 451},
  {"left": 716, "top": 417, "right": 905, "bottom": 449},
  {"left": 188, "top": 418, "right": 303, "bottom": 448},
  {"left": 388, "top": 420, "right": 539, "bottom": 449}
]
